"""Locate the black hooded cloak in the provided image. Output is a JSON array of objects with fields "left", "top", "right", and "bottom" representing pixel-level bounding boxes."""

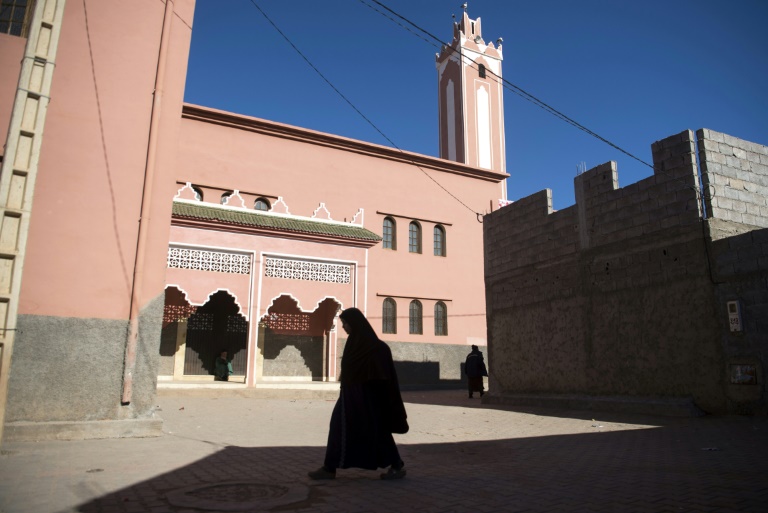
[{"left": 323, "top": 308, "right": 408, "bottom": 471}]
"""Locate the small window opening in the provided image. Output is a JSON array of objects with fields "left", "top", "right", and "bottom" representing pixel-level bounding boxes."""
[{"left": 254, "top": 198, "right": 271, "bottom": 211}]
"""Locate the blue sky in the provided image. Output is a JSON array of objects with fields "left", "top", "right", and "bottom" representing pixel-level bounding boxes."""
[{"left": 185, "top": 0, "right": 768, "bottom": 211}]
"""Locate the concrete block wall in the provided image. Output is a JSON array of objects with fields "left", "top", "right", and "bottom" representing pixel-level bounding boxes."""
[
  {"left": 483, "top": 129, "right": 732, "bottom": 415},
  {"left": 708, "top": 222, "right": 768, "bottom": 414},
  {"left": 698, "top": 129, "right": 768, "bottom": 228}
]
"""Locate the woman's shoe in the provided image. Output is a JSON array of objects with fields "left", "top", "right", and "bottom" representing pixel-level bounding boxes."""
[
  {"left": 380, "top": 466, "right": 406, "bottom": 480},
  {"left": 308, "top": 466, "right": 336, "bottom": 480}
]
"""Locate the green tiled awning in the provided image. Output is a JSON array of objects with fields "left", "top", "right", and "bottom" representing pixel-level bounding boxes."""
[{"left": 172, "top": 201, "right": 381, "bottom": 244}]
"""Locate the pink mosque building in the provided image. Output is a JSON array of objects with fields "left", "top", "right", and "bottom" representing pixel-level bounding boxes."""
[{"left": 0, "top": 1, "right": 507, "bottom": 440}]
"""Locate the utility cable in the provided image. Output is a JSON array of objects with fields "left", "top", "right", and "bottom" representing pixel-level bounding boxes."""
[
  {"left": 362, "top": 0, "right": 652, "bottom": 168},
  {"left": 248, "top": 0, "right": 484, "bottom": 219},
  {"left": 361, "top": 0, "right": 707, "bottom": 205}
]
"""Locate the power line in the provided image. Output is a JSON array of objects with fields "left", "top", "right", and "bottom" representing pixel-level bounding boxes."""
[
  {"left": 247, "top": 0, "right": 483, "bottom": 218},
  {"left": 360, "top": 0, "right": 710, "bottom": 211},
  {"left": 362, "top": 0, "right": 655, "bottom": 170}
]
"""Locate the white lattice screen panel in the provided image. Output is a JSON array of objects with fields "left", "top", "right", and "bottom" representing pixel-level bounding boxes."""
[
  {"left": 265, "top": 257, "right": 351, "bottom": 284},
  {"left": 168, "top": 247, "right": 251, "bottom": 274}
]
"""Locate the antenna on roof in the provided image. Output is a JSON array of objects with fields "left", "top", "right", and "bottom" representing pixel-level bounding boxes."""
[{"left": 576, "top": 161, "right": 587, "bottom": 175}]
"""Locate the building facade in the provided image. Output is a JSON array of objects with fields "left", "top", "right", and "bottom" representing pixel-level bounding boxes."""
[{"left": 0, "top": 1, "right": 506, "bottom": 440}]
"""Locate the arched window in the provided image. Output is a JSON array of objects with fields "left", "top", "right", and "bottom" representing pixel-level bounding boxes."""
[
  {"left": 409, "top": 300, "right": 423, "bottom": 334},
  {"left": 409, "top": 221, "right": 421, "bottom": 254},
  {"left": 382, "top": 298, "right": 397, "bottom": 334},
  {"left": 434, "top": 225, "right": 446, "bottom": 257},
  {"left": 434, "top": 302, "right": 447, "bottom": 336},
  {"left": 220, "top": 191, "right": 233, "bottom": 205},
  {"left": 383, "top": 217, "right": 396, "bottom": 250},
  {"left": 192, "top": 186, "right": 203, "bottom": 201},
  {"left": 478, "top": 64, "right": 486, "bottom": 79},
  {"left": 254, "top": 197, "right": 271, "bottom": 211}
]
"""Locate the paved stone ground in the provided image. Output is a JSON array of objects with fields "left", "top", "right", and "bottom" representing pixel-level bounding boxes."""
[{"left": 1, "top": 389, "right": 766, "bottom": 513}]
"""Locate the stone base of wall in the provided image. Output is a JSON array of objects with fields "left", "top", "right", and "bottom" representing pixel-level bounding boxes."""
[
  {"left": 484, "top": 393, "right": 705, "bottom": 417},
  {"left": 5, "top": 295, "right": 164, "bottom": 441},
  {"left": 3, "top": 418, "right": 163, "bottom": 442},
  {"left": 388, "top": 341, "right": 482, "bottom": 386}
]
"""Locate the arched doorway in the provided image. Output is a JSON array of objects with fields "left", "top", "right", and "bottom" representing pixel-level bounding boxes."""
[
  {"left": 184, "top": 290, "right": 248, "bottom": 377},
  {"left": 259, "top": 296, "right": 340, "bottom": 381},
  {"left": 160, "top": 287, "right": 197, "bottom": 378}
]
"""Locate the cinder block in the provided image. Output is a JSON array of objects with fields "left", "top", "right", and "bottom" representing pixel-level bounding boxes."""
[
  {"left": 702, "top": 128, "right": 725, "bottom": 143},
  {"left": 749, "top": 161, "right": 768, "bottom": 177},
  {"left": 699, "top": 138, "right": 720, "bottom": 152},
  {"left": 715, "top": 196, "right": 734, "bottom": 210},
  {"left": 740, "top": 158, "right": 752, "bottom": 172},
  {"left": 723, "top": 133, "right": 745, "bottom": 148},
  {"left": 741, "top": 213, "right": 760, "bottom": 227}
]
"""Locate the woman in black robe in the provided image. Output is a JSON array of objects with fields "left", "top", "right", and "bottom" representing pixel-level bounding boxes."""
[{"left": 308, "top": 307, "right": 408, "bottom": 480}]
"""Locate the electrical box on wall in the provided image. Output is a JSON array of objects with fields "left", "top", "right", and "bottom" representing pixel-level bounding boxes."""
[{"left": 727, "top": 300, "right": 743, "bottom": 332}]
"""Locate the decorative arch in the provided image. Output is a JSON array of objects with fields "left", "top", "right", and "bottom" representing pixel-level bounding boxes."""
[
  {"left": 184, "top": 290, "right": 249, "bottom": 376},
  {"left": 260, "top": 292, "right": 345, "bottom": 321},
  {"left": 258, "top": 294, "right": 343, "bottom": 381},
  {"left": 165, "top": 284, "right": 248, "bottom": 319}
]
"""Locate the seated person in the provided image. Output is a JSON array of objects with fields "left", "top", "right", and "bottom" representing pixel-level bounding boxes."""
[{"left": 214, "top": 350, "right": 233, "bottom": 381}]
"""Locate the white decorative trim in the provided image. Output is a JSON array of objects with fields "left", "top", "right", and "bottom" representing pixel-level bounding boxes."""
[
  {"left": 350, "top": 208, "right": 364, "bottom": 226},
  {"left": 265, "top": 257, "right": 350, "bottom": 284},
  {"left": 312, "top": 202, "right": 332, "bottom": 220},
  {"left": 271, "top": 196, "right": 291, "bottom": 215},
  {"left": 165, "top": 284, "right": 248, "bottom": 319},
  {"left": 175, "top": 182, "right": 201, "bottom": 201},
  {"left": 222, "top": 189, "right": 246, "bottom": 208},
  {"left": 168, "top": 247, "right": 251, "bottom": 274},
  {"left": 259, "top": 293, "right": 344, "bottom": 322}
]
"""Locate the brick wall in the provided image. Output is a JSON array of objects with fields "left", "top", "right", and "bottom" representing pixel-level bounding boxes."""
[{"left": 483, "top": 129, "right": 767, "bottom": 415}]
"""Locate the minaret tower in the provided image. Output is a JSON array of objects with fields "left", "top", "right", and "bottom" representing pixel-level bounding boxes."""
[{"left": 436, "top": 8, "right": 506, "bottom": 173}]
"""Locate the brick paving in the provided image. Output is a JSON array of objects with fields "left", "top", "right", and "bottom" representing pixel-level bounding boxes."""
[{"left": 0, "top": 389, "right": 766, "bottom": 512}]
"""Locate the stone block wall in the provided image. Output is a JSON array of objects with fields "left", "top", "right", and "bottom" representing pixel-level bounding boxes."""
[
  {"left": 698, "top": 129, "right": 768, "bottom": 228},
  {"left": 484, "top": 129, "right": 767, "bottom": 415},
  {"left": 708, "top": 221, "right": 768, "bottom": 414}
]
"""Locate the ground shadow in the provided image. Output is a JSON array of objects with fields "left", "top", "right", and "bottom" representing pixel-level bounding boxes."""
[{"left": 68, "top": 409, "right": 767, "bottom": 512}]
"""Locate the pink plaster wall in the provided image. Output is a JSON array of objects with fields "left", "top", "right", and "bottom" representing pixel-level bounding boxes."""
[
  {"left": 174, "top": 107, "right": 506, "bottom": 347},
  {"left": 18, "top": 0, "right": 195, "bottom": 319},
  {"left": 0, "top": 34, "right": 25, "bottom": 155}
]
